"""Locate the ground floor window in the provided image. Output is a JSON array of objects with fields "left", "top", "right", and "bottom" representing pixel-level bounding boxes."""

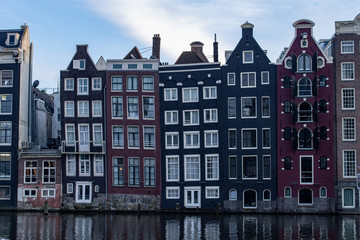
[
  {"left": 243, "top": 190, "right": 257, "bottom": 208},
  {"left": 229, "top": 189, "right": 237, "bottom": 200},
  {"left": 76, "top": 182, "right": 92, "bottom": 203},
  {"left": 263, "top": 190, "right": 271, "bottom": 201},
  {"left": 184, "top": 187, "right": 201, "bottom": 208},
  {"left": 41, "top": 189, "right": 55, "bottom": 198},
  {"left": 166, "top": 187, "right": 180, "bottom": 199},
  {"left": 299, "top": 188, "right": 313, "bottom": 205},
  {"left": 23, "top": 189, "right": 36, "bottom": 198},
  {"left": 342, "top": 188, "right": 355, "bottom": 208},
  {"left": 0, "top": 186, "right": 10, "bottom": 200}
]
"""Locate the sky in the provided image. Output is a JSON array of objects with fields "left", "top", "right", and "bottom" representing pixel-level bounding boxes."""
[{"left": 1, "top": 0, "right": 359, "bottom": 90}]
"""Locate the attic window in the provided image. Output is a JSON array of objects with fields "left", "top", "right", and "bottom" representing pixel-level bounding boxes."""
[
  {"left": 79, "top": 60, "right": 86, "bottom": 70},
  {"left": 73, "top": 59, "right": 86, "bottom": 70},
  {"left": 113, "top": 64, "right": 122, "bottom": 69},
  {"left": 128, "top": 64, "right": 137, "bottom": 69},
  {"left": 6, "top": 34, "right": 17, "bottom": 46},
  {"left": 243, "top": 51, "right": 253, "bottom": 64},
  {"left": 143, "top": 64, "right": 152, "bottom": 69}
]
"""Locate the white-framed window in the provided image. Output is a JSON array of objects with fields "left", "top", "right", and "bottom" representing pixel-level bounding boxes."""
[
  {"left": 92, "top": 101, "right": 102, "bottom": 117},
  {"left": 263, "top": 189, "right": 271, "bottom": 201},
  {"left": 241, "top": 97, "right": 256, "bottom": 118},
  {"left": 144, "top": 158, "right": 156, "bottom": 187},
  {"left": 79, "top": 59, "right": 86, "bottom": 70},
  {"left": 41, "top": 189, "right": 55, "bottom": 198},
  {"left": 183, "top": 110, "right": 199, "bottom": 126},
  {"left": 142, "top": 76, "right": 154, "bottom": 92},
  {"left": 43, "top": 160, "right": 55, "bottom": 184},
  {"left": 128, "top": 126, "right": 140, "bottom": 148},
  {"left": 227, "top": 73, "right": 235, "bottom": 86},
  {"left": 204, "top": 109, "right": 217, "bottom": 123},
  {"left": 23, "top": 189, "right": 37, "bottom": 198},
  {"left": 243, "top": 50, "right": 253, "bottom": 64},
  {"left": 64, "top": 101, "right": 74, "bottom": 117},
  {"left": 298, "top": 78, "right": 312, "bottom": 97},
  {"left": 92, "top": 77, "right": 102, "bottom": 91},
  {"left": 166, "top": 187, "right": 180, "bottom": 199},
  {"left": 94, "top": 154, "right": 104, "bottom": 176},
  {"left": 284, "top": 187, "right": 292, "bottom": 198},
  {"left": 77, "top": 101, "right": 89, "bottom": 117},
  {"left": 300, "top": 156, "right": 313, "bottom": 184},
  {"left": 165, "top": 111, "right": 178, "bottom": 125},
  {"left": 319, "top": 187, "right": 327, "bottom": 198},
  {"left": 6, "top": 33, "right": 17, "bottom": 46},
  {"left": 0, "top": 94, "right": 12, "bottom": 114},
  {"left": 203, "top": 86, "right": 217, "bottom": 99},
  {"left": 64, "top": 78, "right": 74, "bottom": 91},
  {"left": 165, "top": 132, "right": 179, "bottom": 149},
  {"left": 242, "top": 156, "right": 257, "bottom": 179},
  {"left": 342, "top": 88, "right": 355, "bottom": 110},
  {"left": 205, "top": 186, "right": 219, "bottom": 199},
  {"left": 0, "top": 122, "right": 11, "bottom": 145},
  {"left": 242, "top": 128, "right": 257, "bottom": 149},
  {"left": 228, "top": 129, "right": 237, "bottom": 149},
  {"left": 113, "top": 157, "right": 124, "bottom": 186},
  {"left": 261, "top": 71, "right": 269, "bottom": 84},
  {"left": 262, "top": 128, "right": 270, "bottom": 149},
  {"left": 75, "top": 182, "right": 92, "bottom": 203},
  {"left": 78, "top": 124, "right": 90, "bottom": 152},
  {"left": 164, "top": 88, "right": 177, "bottom": 101},
  {"left": 183, "top": 131, "right": 200, "bottom": 149},
  {"left": 111, "top": 96, "right": 123, "bottom": 118},
  {"left": 184, "top": 155, "right": 200, "bottom": 181},
  {"left": 229, "top": 189, "right": 237, "bottom": 200},
  {"left": 79, "top": 154, "right": 90, "bottom": 176},
  {"left": 143, "top": 96, "right": 155, "bottom": 119},
  {"left": 92, "top": 124, "right": 103, "bottom": 146},
  {"left": 1, "top": 70, "right": 13, "bottom": 87},
  {"left": 182, "top": 88, "right": 198, "bottom": 102},
  {"left": 77, "top": 78, "right": 89, "bottom": 95},
  {"left": 263, "top": 155, "right": 271, "bottom": 180},
  {"left": 343, "top": 150, "right": 356, "bottom": 178},
  {"left": 184, "top": 187, "right": 201, "bottom": 207},
  {"left": 229, "top": 156, "right": 237, "bottom": 179},
  {"left": 143, "top": 126, "right": 155, "bottom": 149},
  {"left": 128, "top": 157, "right": 140, "bottom": 186},
  {"left": 67, "top": 183, "right": 73, "bottom": 194},
  {"left": 0, "top": 186, "right": 10, "bottom": 200},
  {"left": 126, "top": 76, "right": 138, "bottom": 91},
  {"left": 341, "top": 41, "right": 354, "bottom": 54},
  {"left": 0, "top": 153, "right": 10, "bottom": 179},
  {"left": 341, "top": 62, "right": 355, "bottom": 81},
  {"left": 342, "top": 117, "right": 356, "bottom": 141},
  {"left": 205, "top": 154, "right": 219, "bottom": 180},
  {"left": 261, "top": 97, "right": 270, "bottom": 118},
  {"left": 342, "top": 188, "right": 355, "bottom": 208},
  {"left": 112, "top": 126, "right": 124, "bottom": 148},
  {"left": 204, "top": 130, "right": 218, "bottom": 148},
  {"left": 66, "top": 154, "right": 76, "bottom": 176},
  {"left": 24, "top": 160, "right": 37, "bottom": 183},
  {"left": 241, "top": 72, "right": 256, "bottom": 88},
  {"left": 228, "top": 97, "right": 236, "bottom": 119},
  {"left": 111, "top": 76, "right": 123, "bottom": 91},
  {"left": 298, "top": 54, "right": 311, "bottom": 72},
  {"left": 166, "top": 155, "right": 179, "bottom": 182},
  {"left": 127, "top": 97, "right": 139, "bottom": 119}
]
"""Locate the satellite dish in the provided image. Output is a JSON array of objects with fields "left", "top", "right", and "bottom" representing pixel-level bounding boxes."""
[{"left": 33, "top": 80, "right": 39, "bottom": 88}]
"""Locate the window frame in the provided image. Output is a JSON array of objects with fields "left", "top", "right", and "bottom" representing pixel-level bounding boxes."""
[
  {"left": 64, "top": 101, "right": 75, "bottom": 117},
  {"left": 41, "top": 189, "right": 56, "bottom": 198},
  {"left": 127, "top": 126, "right": 140, "bottom": 149},
  {"left": 112, "top": 125, "right": 124, "bottom": 149},
  {"left": 127, "top": 96, "right": 139, "bottom": 120},
  {"left": 144, "top": 157, "right": 156, "bottom": 187},
  {"left": 243, "top": 50, "right": 254, "bottom": 64},
  {"left": 242, "top": 155, "right": 258, "bottom": 180},
  {"left": 142, "top": 76, "right": 154, "bottom": 92},
  {"left": 79, "top": 154, "right": 90, "bottom": 176},
  {"left": 183, "top": 110, "right": 199, "bottom": 126},
  {"left": 92, "top": 77, "right": 102, "bottom": 91},
  {"left": 0, "top": 70, "right": 13, "bottom": 87},
  {"left": 342, "top": 188, "right": 355, "bottom": 208},
  {"left": 126, "top": 76, "right": 138, "bottom": 92},
  {"left": 205, "top": 186, "right": 220, "bottom": 199},
  {"left": 77, "top": 101, "right": 89, "bottom": 117},
  {"left": 165, "top": 132, "right": 179, "bottom": 149},
  {"left": 164, "top": 88, "right": 178, "bottom": 101},
  {"left": 0, "top": 94, "right": 12, "bottom": 115},
  {"left": 261, "top": 96, "right": 270, "bottom": 118},
  {"left": 204, "top": 109, "right": 218, "bottom": 123},
  {"left": 92, "top": 124, "right": 103, "bottom": 147},
  {"left": 341, "top": 62, "right": 355, "bottom": 81},
  {"left": 166, "top": 187, "right": 180, "bottom": 199},
  {"left": 128, "top": 157, "right": 140, "bottom": 186},
  {"left": 242, "top": 128, "right": 257, "bottom": 149},
  {"left": 184, "top": 155, "right": 201, "bottom": 181},
  {"left": 341, "top": 41, "right": 354, "bottom": 54},
  {"left": 228, "top": 97, "right": 236, "bottom": 119},
  {"left": 166, "top": 155, "right": 179, "bottom": 182},
  {"left": 64, "top": 78, "right": 74, "bottom": 91},
  {"left": 143, "top": 126, "right": 156, "bottom": 149},
  {"left": 342, "top": 117, "right": 356, "bottom": 141},
  {"left": 227, "top": 72, "right": 235, "bottom": 86},
  {"left": 111, "top": 96, "right": 123, "bottom": 119},
  {"left": 300, "top": 156, "right": 313, "bottom": 184},
  {"left": 229, "top": 156, "right": 237, "bottom": 179},
  {"left": 263, "top": 155, "right": 271, "bottom": 180},
  {"left": 92, "top": 100, "right": 102, "bottom": 117},
  {"left": 228, "top": 129, "right": 237, "bottom": 149},
  {"left": 183, "top": 131, "right": 200, "bottom": 149},
  {"left": 0, "top": 153, "right": 10, "bottom": 180},
  {"left": 204, "top": 130, "right": 218, "bottom": 148},
  {"left": 66, "top": 154, "right": 76, "bottom": 176},
  {"left": 203, "top": 86, "right": 217, "bottom": 99},
  {"left": 241, "top": 72, "right": 256, "bottom": 88},
  {"left": 42, "top": 160, "right": 56, "bottom": 184},
  {"left": 342, "top": 88, "right": 355, "bottom": 110},
  {"left": 261, "top": 71, "right": 269, "bottom": 85},
  {"left": 77, "top": 78, "right": 89, "bottom": 95},
  {"left": 0, "top": 122, "right": 11, "bottom": 145},
  {"left": 182, "top": 87, "right": 198, "bottom": 103},
  {"left": 205, "top": 154, "right": 219, "bottom": 181},
  {"left": 111, "top": 76, "right": 123, "bottom": 91},
  {"left": 164, "top": 110, "right": 178, "bottom": 125},
  {"left": 24, "top": 160, "right": 37, "bottom": 183},
  {"left": 241, "top": 97, "right": 257, "bottom": 118},
  {"left": 142, "top": 96, "right": 155, "bottom": 120},
  {"left": 112, "top": 157, "right": 124, "bottom": 186},
  {"left": 343, "top": 150, "right": 356, "bottom": 178}
]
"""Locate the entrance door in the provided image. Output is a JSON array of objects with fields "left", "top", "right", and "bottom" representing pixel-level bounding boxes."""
[
  {"left": 184, "top": 187, "right": 201, "bottom": 208},
  {"left": 76, "top": 182, "right": 92, "bottom": 203}
]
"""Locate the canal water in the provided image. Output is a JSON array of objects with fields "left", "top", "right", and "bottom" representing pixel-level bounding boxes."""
[{"left": 1, "top": 212, "right": 359, "bottom": 239}]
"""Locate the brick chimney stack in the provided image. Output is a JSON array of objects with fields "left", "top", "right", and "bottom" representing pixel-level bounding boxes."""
[
  {"left": 213, "top": 34, "right": 218, "bottom": 62},
  {"left": 152, "top": 34, "right": 161, "bottom": 59},
  {"left": 190, "top": 41, "right": 208, "bottom": 62}
]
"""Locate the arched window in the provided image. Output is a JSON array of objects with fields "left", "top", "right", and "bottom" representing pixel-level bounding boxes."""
[
  {"left": 284, "top": 187, "right": 291, "bottom": 197},
  {"left": 320, "top": 156, "right": 327, "bottom": 169},
  {"left": 284, "top": 127, "right": 292, "bottom": 140},
  {"left": 284, "top": 100, "right": 291, "bottom": 113},
  {"left": 319, "top": 100, "right": 327, "bottom": 113},
  {"left": 299, "top": 188, "right": 313, "bottom": 205},
  {"left": 298, "top": 102, "right": 312, "bottom": 122},
  {"left": 319, "top": 126, "right": 327, "bottom": 140},
  {"left": 298, "top": 54, "right": 312, "bottom": 72},
  {"left": 320, "top": 187, "right": 327, "bottom": 198},
  {"left": 284, "top": 156, "right": 292, "bottom": 170},
  {"left": 263, "top": 190, "right": 271, "bottom": 201},
  {"left": 298, "top": 78, "right": 312, "bottom": 96},
  {"left": 319, "top": 75, "right": 326, "bottom": 87},
  {"left": 243, "top": 190, "right": 257, "bottom": 208},
  {"left": 229, "top": 189, "right": 237, "bottom": 201},
  {"left": 299, "top": 128, "right": 312, "bottom": 149}
]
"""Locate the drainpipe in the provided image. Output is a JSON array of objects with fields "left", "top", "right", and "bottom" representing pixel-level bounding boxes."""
[
  {"left": 28, "top": 42, "right": 33, "bottom": 144},
  {"left": 103, "top": 84, "right": 108, "bottom": 210}
]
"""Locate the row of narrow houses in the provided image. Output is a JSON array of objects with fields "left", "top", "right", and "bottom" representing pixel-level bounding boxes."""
[{"left": 1, "top": 14, "right": 360, "bottom": 213}]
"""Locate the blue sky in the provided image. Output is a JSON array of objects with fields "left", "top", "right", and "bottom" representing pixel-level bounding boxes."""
[{"left": 1, "top": 0, "right": 359, "bottom": 90}]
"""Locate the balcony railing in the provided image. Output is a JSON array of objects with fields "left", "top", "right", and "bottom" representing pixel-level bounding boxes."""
[{"left": 61, "top": 140, "right": 105, "bottom": 154}]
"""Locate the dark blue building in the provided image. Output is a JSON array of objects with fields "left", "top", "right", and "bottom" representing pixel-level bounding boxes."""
[
  {"left": 159, "top": 42, "right": 222, "bottom": 210},
  {"left": 60, "top": 45, "right": 106, "bottom": 209},
  {"left": 0, "top": 25, "right": 32, "bottom": 209},
  {"left": 220, "top": 22, "right": 277, "bottom": 212}
]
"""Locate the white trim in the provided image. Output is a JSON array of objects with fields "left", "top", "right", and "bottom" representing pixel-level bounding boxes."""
[
  {"left": 166, "top": 187, "right": 180, "bottom": 199},
  {"left": 92, "top": 123, "right": 103, "bottom": 147},
  {"left": 64, "top": 101, "right": 74, "bottom": 117},
  {"left": 243, "top": 50, "right": 254, "bottom": 64},
  {"left": 183, "top": 131, "right": 200, "bottom": 149},
  {"left": 184, "top": 154, "right": 200, "bottom": 181},
  {"left": 165, "top": 132, "right": 179, "bottom": 149},
  {"left": 341, "top": 40, "right": 355, "bottom": 54},
  {"left": 342, "top": 117, "right": 356, "bottom": 141},
  {"left": 184, "top": 186, "right": 201, "bottom": 207},
  {"left": 164, "top": 88, "right": 178, "bottom": 101},
  {"left": 228, "top": 97, "right": 236, "bottom": 119},
  {"left": 182, "top": 87, "right": 198, "bottom": 103},
  {"left": 241, "top": 96, "right": 257, "bottom": 119},
  {"left": 64, "top": 78, "right": 74, "bottom": 91},
  {"left": 262, "top": 128, "right": 271, "bottom": 149},
  {"left": 23, "top": 188, "right": 37, "bottom": 198},
  {"left": 242, "top": 128, "right": 257, "bottom": 149},
  {"left": 91, "top": 77, "right": 102, "bottom": 91},
  {"left": 142, "top": 96, "right": 155, "bottom": 120},
  {"left": 261, "top": 96, "right": 270, "bottom": 118},
  {"left": 205, "top": 154, "right": 219, "bottom": 180},
  {"left": 261, "top": 71, "right": 270, "bottom": 85},
  {"left": 77, "top": 101, "right": 89, "bottom": 117},
  {"left": 205, "top": 186, "right": 219, "bottom": 199},
  {"left": 203, "top": 86, "right": 217, "bottom": 99},
  {"left": 241, "top": 72, "right": 256, "bottom": 88},
  {"left": 111, "top": 96, "right": 123, "bottom": 119},
  {"left": 77, "top": 78, "right": 89, "bottom": 95},
  {"left": 183, "top": 110, "right": 199, "bottom": 126},
  {"left": 66, "top": 154, "right": 76, "bottom": 176},
  {"left": 263, "top": 189, "right": 271, "bottom": 201},
  {"left": 284, "top": 186, "right": 292, "bottom": 198},
  {"left": 341, "top": 88, "right": 355, "bottom": 110},
  {"left": 92, "top": 100, "right": 102, "bottom": 117},
  {"left": 112, "top": 125, "right": 124, "bottom": 149},
  {"left": 229, "top": 189, "right": 237, "bottom": 200},
  {"left": 164, "top": 110, "right": 178, "bottom": 125},
  {"left": 75, "top": 182, "right": 92, "bottom": 203},
  {"left": 227, "top": 72, "right": 235, "bottom": 86},
  {"left": 342, "top": 188, "right": 355, "bottom": 208},
  {"left": 343, "top": 149, "right": 356, "bottom": 178},
  {"left": 41, "top": 189, "right": 56, "bottom": 198},
  {"left": 166, "top": 155, "right": 179, "bottom": 182},
  {"left": 242, "top": 155, "right": 258, "bottom": 180},
  {"left": 319, "top": 187, "right": 327, "bottom": 198},
  {"left": 204, "top": 130, "right": 219, "bottom": 148},
  {"left": 93, "top": 154, "right": 104, "bottom": 176},
  {"left": 204, "top": 109, "right": 218, "bottom": 123},
  {"left": 299, "top": 155, "right": 313, "bottom": 184},
  {"left": 143, "top": 125, "right": 156, "bottom": 149},
  {"left": 67, "top": 183, "right": 73, "bottom": 194}
]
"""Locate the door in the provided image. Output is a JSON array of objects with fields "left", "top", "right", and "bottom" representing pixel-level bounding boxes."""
[{"left": 79, "top": 124, "right": 90, "bottom": 152}]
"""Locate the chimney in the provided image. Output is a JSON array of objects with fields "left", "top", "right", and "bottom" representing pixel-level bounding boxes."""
[
  {"left": 213, "top": 34, "right": 218, "bottom": 62},
  {"left": 241, "top": 21, "right": 254, "bottom": 37},
  {"left": 190, "top": 41, "right": 208, "bottom": 62},
  {"left": 152, "top": 34, "right": 161, "bottom": 59}
]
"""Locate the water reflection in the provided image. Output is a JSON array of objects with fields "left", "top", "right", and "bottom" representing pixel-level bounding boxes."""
[{"left": 0, "top": 212, "right": 359, "bottom": 239}]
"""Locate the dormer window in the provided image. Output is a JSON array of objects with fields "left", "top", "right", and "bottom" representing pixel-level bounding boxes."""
[
  {"left": 9, "top": 35, "right": 15, "bottom": 45},
  {"left": 298, "top": 54, "right": 311, "bottom": 72},
  {"left": 6, "top": 33, "right": 18, "bottom": 46}
]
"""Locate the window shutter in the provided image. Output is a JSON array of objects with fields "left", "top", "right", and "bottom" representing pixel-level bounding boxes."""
[
  {"left": 312, "top": 76, "right": 318, "bottom": 97},
  {"left": 292, "top": 76, "right": 297, "bottom": 97},
  {"left": 292, "top": 127, "right": 298, "bottom": 150},
  {"left": 312, "top": 52, "right": 318, "bottom": 72},
  {"left": 73, "top": 60, "right": 80, "bottom": 69},
  {"left": 313, "top": 127, "right": 319, "bottom": 149},
  {"left": 292, "top": 101, "right": 297, "bottom": 123},
  {"left": 291, "top": 54, "right": 297, "bottom": 73},
  {"left": 313, "top": 100, "right": 318, "bottom": 122}
]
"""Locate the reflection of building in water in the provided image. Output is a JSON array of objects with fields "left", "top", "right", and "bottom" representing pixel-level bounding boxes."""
[{"left": 16, "top": 213, "right": 61, "bottom": 239}]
